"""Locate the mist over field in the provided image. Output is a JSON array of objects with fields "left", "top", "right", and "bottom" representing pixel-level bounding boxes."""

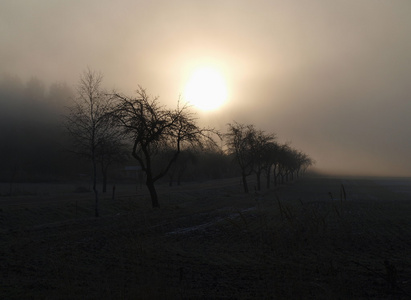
[
  {"left": 2, "top": 2, "right": 411, "bottom": 298},
  {"left": 2, "top": 0, "right": 411, "bottom": 177}
]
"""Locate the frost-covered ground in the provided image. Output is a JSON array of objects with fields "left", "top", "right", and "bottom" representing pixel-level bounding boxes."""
[{"left": 1, "top": 175, "right": 411, "bottom": 299}]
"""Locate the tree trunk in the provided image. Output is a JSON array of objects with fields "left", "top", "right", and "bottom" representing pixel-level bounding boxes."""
[
  {"left": 102, "top": 169, "right": 108, "bottom": 193},
  {"left": 256, "top": 171, "right": 261, "bottom": 191},
  {"left": 266, "top": 165, "right": 271, "bottom": 189},
  {"left": 112, "top": 185, "right": 116, "bottom": 201},
  {"left": 92, "top": 157, "right": 99, "bottom": 217},
  {"left": 101, "top": 161, "right": 111, "bottom": 193},
  {"left": 242, "top": 172, "right": 249, "bottom": 194},
  {"left": 146, "top": 176, "right": 160, "bottom": 208}
]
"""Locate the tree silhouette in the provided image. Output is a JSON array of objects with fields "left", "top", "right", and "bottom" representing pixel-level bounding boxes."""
[
  {"left": 65, "top": 69, "right": 117, "bottom": 217},
  {"left": 250, "top": 129, "right": 276, "bottom": 191},
  {"left": 112, "top": 86, "right": 219, "bottom": 208},
  {"left": 226, "top": 122, "right": 314, "bottom": 191},
  {"left": 295, "top": 151, "right": 314, "bottom": 178},
  {"left": 261, "top": 141, "right": 280, "bottom": 189},
  {"left": 275, "top": 144, "right": 313, "bottom": 184},
  {"left": 225, "top": 122, "right": 257, "bottom": 193}
]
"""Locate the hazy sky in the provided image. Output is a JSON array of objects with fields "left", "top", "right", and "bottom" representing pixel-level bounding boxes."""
[{"left": 2, "top": 0, "right": 411, "bottom": 176}]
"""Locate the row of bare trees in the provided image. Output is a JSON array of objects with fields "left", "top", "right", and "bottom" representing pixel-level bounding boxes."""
[
  {"left": 225, "top": 122, "right": 313, "bottom": 194},
  {"left": 65, "top": 69, "right": 219, "bottom": 214},
  {"left": 65, "top": 69, "right": 313, "bottom": 213}
]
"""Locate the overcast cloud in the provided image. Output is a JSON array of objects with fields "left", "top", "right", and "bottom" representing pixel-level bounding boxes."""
[{"left": 1, "top": 0, "right": 411, "bottom": 176}]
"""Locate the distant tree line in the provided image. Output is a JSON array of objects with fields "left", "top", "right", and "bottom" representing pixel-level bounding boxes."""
[
  {"left": 226, "top": 122, "right": 313, "bottom": 194},
  {"left": 0, "top": 69, "right": 314, "bottom": 212}
]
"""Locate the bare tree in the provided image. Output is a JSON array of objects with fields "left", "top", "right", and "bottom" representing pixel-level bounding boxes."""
[
  {"left": 295, "top": 151, "right": 314, "bottom": 178},
  {"left": 112, "top": 86, "right": 219, "bottom": 208},
  {"left": 226, "top": 122, "right": 278, "bottom": 192},
  {"left": 275, "top": 144, "right": 313, "bottom": 183},
  {"left": 225, "top": 122, "right": 257, "bottom": 193},
  {"left": 226, "top": 122, "right": 313, "bottom": 191},
  {"left": 261, "top": 141, "right": 280, "bottom": 189},
  {"left": 277, "top": 144, "right": 294, "bottom": 184},
  {"left": 65, "top": 68, "right": 115, "bottom": 217},
  {"left": 251, "top": 129, "right": 276, "bottom": 191}
]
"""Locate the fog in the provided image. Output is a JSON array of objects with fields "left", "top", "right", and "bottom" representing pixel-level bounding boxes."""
[{"left": 1, "top": 0, "right": 411, "bottom": 176}]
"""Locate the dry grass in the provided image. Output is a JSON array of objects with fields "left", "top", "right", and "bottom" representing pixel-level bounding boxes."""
[{"left": 1, "top": 176, "right": 411, "bottom": 299}]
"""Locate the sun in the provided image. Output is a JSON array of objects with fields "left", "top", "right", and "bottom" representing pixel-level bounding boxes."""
[{"left": 184, "top": 67, "right": 228, "bottom": 111}]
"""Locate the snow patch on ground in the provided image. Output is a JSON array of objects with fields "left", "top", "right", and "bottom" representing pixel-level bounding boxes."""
[{"left": 166, "top": 207, "right": 257, "bottom": 235}]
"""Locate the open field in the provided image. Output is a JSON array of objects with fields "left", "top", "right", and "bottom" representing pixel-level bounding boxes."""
[{"left": 1, "top": 176, "right": 411, "bottom": 299}]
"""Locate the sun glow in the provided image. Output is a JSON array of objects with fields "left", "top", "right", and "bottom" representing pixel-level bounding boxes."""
[{"left": 184, "top": 67, "right": 228, "bottom": 111}]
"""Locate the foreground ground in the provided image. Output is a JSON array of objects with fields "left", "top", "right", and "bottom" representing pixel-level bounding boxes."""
[{"left": 1, "top": 176, "right": 411, "bottom": 299}]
